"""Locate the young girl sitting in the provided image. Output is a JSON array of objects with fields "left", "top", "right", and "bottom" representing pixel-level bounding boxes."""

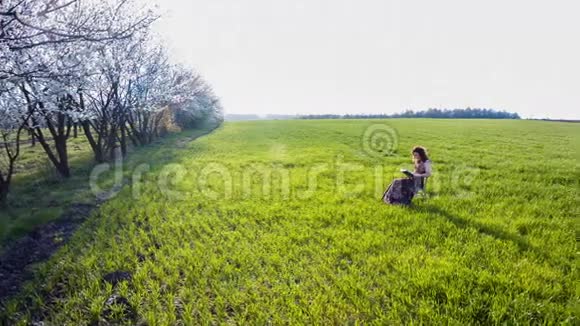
[{"left": 382, "top": 146, "right": 432, "bottom": 205}]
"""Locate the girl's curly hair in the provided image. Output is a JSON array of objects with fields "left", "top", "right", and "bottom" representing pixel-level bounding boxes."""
[{"left": 412, "top": 146, "right": 429, "bottom": 162}]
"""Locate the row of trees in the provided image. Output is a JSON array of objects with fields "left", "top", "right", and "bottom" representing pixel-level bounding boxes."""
[
  {"left": 0, "top": 0, "right": 222, "bottom": 203},
  {"left": 300, "top": 108, "right": 521, "bottom": 120}
]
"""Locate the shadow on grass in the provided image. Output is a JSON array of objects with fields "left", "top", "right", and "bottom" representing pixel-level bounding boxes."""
[{"left": 409, "top": 203, "right": 552, "bottom": 261}]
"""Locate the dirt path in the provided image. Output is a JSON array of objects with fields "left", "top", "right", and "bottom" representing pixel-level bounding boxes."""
[{"left": 0, "top": 204, "right": 94, "bottom": 302}]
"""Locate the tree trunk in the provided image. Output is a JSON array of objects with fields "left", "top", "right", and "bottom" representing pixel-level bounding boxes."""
[
  {"left": 29, "top": 129, "right": 35, "bottom": 147},
  {"left": 54, "top": 135, "right": 70, "bottom": 177},
  {"left": 33, "top": 124, "right": 71, "bottom": 178},
  {"left": 120, "top": 123, "right": 127, "bottom": 156},
  {"left": 82, "top": 121, "right": 105, "bottom": 163},
  {"left": 0, "top": 123, "right": 26, "bottom": 205},
  {"left": 0, "top": 175, "right": 10, "bottom": 204},
  {"left": 0, "top": 181, "right": 8, "bottom": 205}
]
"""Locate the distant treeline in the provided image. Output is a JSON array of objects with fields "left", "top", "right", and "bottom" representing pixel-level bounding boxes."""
[
  {"left": 225, "top": 114, "right": 296, "bottom": 121},
  {"left": 300, "top": 108, "right": 521, "bottom": 120}
]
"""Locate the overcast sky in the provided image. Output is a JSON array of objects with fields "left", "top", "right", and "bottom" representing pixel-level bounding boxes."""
[{"left": 153, "top": 0, "right": 580, "bottom": 119}]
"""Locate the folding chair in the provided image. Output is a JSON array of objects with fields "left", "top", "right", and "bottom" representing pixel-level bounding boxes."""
[{"left": 416, "top": 177, "right": 429, "bottom": 198}]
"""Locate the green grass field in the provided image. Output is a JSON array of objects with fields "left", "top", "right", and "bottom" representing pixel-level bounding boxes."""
[{"left": 2, "top": 119, "right": 578, "bottom": 324}]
